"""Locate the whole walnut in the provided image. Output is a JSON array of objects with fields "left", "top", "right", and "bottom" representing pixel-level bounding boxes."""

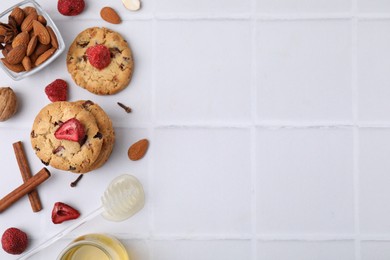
[{"left": 0, "top": 87, "right": 18, "bottom": 121}]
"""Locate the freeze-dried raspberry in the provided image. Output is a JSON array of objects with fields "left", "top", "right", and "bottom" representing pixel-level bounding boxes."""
[
  {"left": 86, "top": 44, "right": 111, "bottom": 70},
  {"left": 44, "top": 79, "right": 68, "bottom": 102},
  {"left": 57, "top": 0, "right": 85, "bottom": 16},
  {"left": 1, "top": 228, "right": 28, "bottom": 255}
]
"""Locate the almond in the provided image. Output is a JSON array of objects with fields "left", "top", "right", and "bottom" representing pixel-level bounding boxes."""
[
  {"left": 1, "top": 58, "right": 25, "bottom": 73},
  {"left": 23, "top": 6, "right": 37, "bottom": 16},
  {"left": 26, "top": 35, "right": 38, "bottom": 56},
  {"left": 6, "top": 45, "right": 27, "bottom": 65},
  {"left": 128, "top": 139, "right": 149, "bottom": 161},
  {"left": 46, "top": 26, "right": 58, "bottom": 49},
  {"left": 33, "top": 20, "right": 50, "bottom": 45},
  {"left": 0, "top": 26, "right": 7, "bottom": 35},
  {"left": 122, "top": 0, "right": 141, "bottom": 11},
  {"left": 33, "top": 42, "right": 51, "bottom": 57},
  {"left": 21, "top": 12, "right": 38, "bottom": 32},
  {"left": 37, "top": 15, "right": 47, "bottom": 26},
  {"left": 29, "top": 52, "right": 38, "bottom": 64},
  {"left": 3, "top": 44, "right": 12, "bottom": 57},
  {"left": 10, "top": 7, "right": 25, "bottom": 26},
  {"left": 12, "top": 32, "right": 30, "bottom": 48},
  {"left": 29, "top": 30, "right": 34, "bottom": 39},
  {"left": 22, "top": 56, "right": 32, "bottom": 71},
  {"left": 2, "top": 49, "right": 8, "bottom": 58},
  {"left": 34, "top": 47, "right": 55, "bottom": 66},
  {"left": 5, "top": 44, "right": 12, "bottom": 52},
  {"left": 100, "top": 7, "right": 121, "bottom": 24}
]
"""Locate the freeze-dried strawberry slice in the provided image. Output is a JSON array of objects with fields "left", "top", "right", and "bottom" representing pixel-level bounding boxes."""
[
  {"left": 54, "top": 118, "right": 85, "bottom": 142},
  {"left": 45, "top": 79, "right": 68, "bottom": 102},
  {"left": 51, "top": 202, "right": 80, "bottom": 224},
  {"left": 86, "top": 44, "right": 111, "bottom": 70}
]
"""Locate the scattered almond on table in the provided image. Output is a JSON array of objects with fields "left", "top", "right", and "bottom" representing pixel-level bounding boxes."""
[
  {"left": 122, "top": 0, "right": 141, "bottom": 11},
  {"left": 128, "top": 139, "right": 149, "bottom": 161},
  {"left": 100, "top": 7, "right": 121, "bottom": 24}
]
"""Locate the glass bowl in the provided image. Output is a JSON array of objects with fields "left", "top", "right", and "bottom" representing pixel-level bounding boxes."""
[
  {"left": 57, "top": 234, "right": 129, "bottom": 260},
  {"left": 0, "top": 0, "right": 65, "bottom": 81}
]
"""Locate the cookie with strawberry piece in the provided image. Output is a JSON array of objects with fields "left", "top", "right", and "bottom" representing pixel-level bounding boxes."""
[
  {"left": 73, "top": 100, "right": 115, "bottom": 173},
  {"left": 67, "top": 27, "right": 134, "bottom": 95},
  {"left": 30, "top": 101, "right": 103, "bottom": 173}
]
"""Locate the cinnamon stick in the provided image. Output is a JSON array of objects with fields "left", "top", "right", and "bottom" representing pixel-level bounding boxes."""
[
  {"left": 13, "top": 141, "right": 42, "bottom": 212},
  {"left": 0, "top": 168, "right": 50, "bottom": 213}
]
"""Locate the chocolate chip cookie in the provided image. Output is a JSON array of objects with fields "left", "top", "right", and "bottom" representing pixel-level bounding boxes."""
[
  {"left": 74, "top": 100, "right": 115, "bottom": 173},
  {"left": 67, "top": 27, "right": 134, "bottom": 95},
  {"left": 31, "top": 102, "right": 103, "bottom": 173}
]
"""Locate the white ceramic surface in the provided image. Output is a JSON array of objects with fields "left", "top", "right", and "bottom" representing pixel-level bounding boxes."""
[{"left": 0, "top": 0, "right": 389, "bottom": 259}]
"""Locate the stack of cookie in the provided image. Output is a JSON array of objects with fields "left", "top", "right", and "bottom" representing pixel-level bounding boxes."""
[{"left": 30, "top": 100, "right": 114, "bottom": 173}]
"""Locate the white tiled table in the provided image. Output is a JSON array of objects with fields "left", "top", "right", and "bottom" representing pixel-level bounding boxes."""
[{"left": 0, "top": 0, "right": 389, "bottom": 259}]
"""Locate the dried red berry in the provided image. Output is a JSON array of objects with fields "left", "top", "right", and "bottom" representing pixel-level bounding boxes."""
[
  {"left": 51, "top": 202, "right": 80, "bottom": 224},
  {"left": 44, "top": 79, "right": 68, "bottom": 102},
  {"left": 1, "top": 227, "right": 28, "bottom": 255},
  {"left": 54, "top": 118, "right": 85, "bottom": 143},
  {"left": 57, "top": 0, "right": 85, "bottom": 16},
  {"left": 86, "top": 44, "right": 111, "bottom": 70}
]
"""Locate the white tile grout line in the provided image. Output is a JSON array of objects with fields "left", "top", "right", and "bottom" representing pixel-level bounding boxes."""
[
  {"left": 7, "top": 123, "right": 390, "bottom": 131},
  {"left": 52, "top": 13, "right": 390, "bottom": 21},
  {"left": 122, "top": 13, "right": 390, "bottom": 21},
  {"left": 250, "top": 0, "right": 257, "bottom": 259},
  {"left": 156, "top": 123, "right": 390, "bottom": 129},
  {"left": 6, "top": 122, "right": 390, "bottom": 132},
  {"left": 107, "top": 233, "right": 390, "bottom": 242},
  {"left": 148, "top": 1, "right": 157, "bottom": 259},
  {"left": 353, "top": 139, "right": 361, "bottom": 260},
  {"left": 351, "top": 0, "right": 361, "bottom": 258}
]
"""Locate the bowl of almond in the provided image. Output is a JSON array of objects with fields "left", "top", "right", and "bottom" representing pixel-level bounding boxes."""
[{"left": 0, "top": 0, "right": 65, "bottom": 80}]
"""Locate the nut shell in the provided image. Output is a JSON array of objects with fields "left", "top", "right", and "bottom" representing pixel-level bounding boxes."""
[{"left": 0, "top": 87, "right": 18, "bottom": 122}]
